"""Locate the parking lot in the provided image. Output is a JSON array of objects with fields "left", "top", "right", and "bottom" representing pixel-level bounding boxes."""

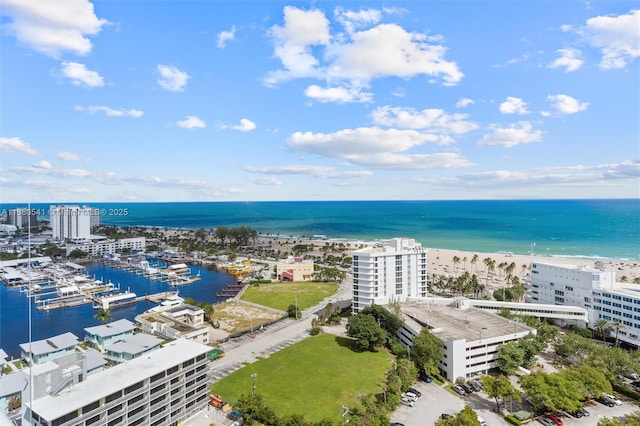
[{"left": 391, "top": 381, "right": 640, "bottom": 426}]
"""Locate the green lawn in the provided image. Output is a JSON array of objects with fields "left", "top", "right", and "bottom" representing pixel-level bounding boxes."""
[
  {"left": 210, "top": 334, "right": 392, "bottom": 423},
  {"left": 240, "top": 281, "right": 337, "bottom": 311}
]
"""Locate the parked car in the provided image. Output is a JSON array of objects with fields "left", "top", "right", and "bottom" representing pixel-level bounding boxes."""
[
  {"left": 578, "top": 408, "right": 590, "bottom": 417},
  {"left": 545, "top": 414, "right": 563, "bottom": 426},
  {"left": 440, "top": 414, "right": 453, "bottom": 420},
  {"left": 477, "top": 415, "right": 487, "bottom": 426},
  {"left": 421, "top": 374, "right": 433, "bottom": 383},
  {"left": 538, "top": 417, "right": 555, "bottom": 426},
  {"left": 626, "top": 372, "right": 639, "bottom": 380},
  {"left": 631, "top": 381, "right": 640, "bottom": 389},
  {"left": 469, "top": 380, "right": 483, "bottom": 392},
  {"left": 603, "top": 393, "right": 622, "bottom": 405},
  {"left": 452, "top": 385, "right": 466, "bottom": 395},
  {"left": 569, "top": 409, "right": 584, "bottom": 418},
  {"left": 596, "top": 396, "right": 615, "bottom": 407},
  {"left": 400, "top": 397, "right": 414, "bottom": 407},
  {"left": 401, "top": 392, "right": 417, "bottom": 402},
  {"left": 390, "top": 423, "right": 405, "bottom": 426},
  {"left": 407, "top": 387, "right": 422, "bottom": 397},
  {"left": 460, "top": 383, "right": 474, "bottom": 393}
]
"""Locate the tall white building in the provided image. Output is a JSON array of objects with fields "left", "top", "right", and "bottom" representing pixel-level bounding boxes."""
[
  {"left": 351, "top": 238, "right": 428, "bottom": 314},
  {"left": 529, "top": 261, "right": 640, "bottom": 347},
  {"left": 50, "top": 205, "right": 92, "bottom": 240}
]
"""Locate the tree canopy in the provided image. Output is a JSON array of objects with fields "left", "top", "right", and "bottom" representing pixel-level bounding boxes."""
[{"left": 347, "top": 314, "right": 388, "bottom": 351}]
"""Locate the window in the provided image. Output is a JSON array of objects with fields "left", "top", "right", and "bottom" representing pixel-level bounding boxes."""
[
  {"left": 128, "top": 406, "right": 145, "bottom": 418},
  {"left": 125, "top": 381, "right": 144, "bottom": 394},
  {"left": 128, "top": 394, "right": 144, "bottom": 406},
  {"left": 107, "top": 416, "right": 123, "bottom": 426},
  {"left": 182, "top": 358, "right": 194, "bottom": 368},
  {"left": 108, "top": 404, "right": 122, "bottom": 416},
  {"left": 106, "top": 390, "right": 122, "bottom": 403},
  {"left": 86, "top": 414, "right": 101, "bottom": 425},
  {"left": 151, "top": 371, "right": 165, "bottom": 383},
  {"left": 82, "top": 401, "right": 100, "bottom": 414}
]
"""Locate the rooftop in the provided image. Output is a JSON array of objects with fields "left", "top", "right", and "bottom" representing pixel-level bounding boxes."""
[
  {"left": 29, "top": 339, "right": 211, "bottom": 421},
  {"left": 84, "top": 319, "right": 135, "bottom": 337},
  {"left": 105, "top": 333, "right": 163, "bottom": 355},
  {"left": 19, "top": 332, "right": 79, "bottom": 356},
  {"left": 400, "top": 302, "right": 533, "bottom": 342}
]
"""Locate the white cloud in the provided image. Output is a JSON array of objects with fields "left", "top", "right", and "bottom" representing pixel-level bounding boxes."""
[
  {"left": 547, "top": 94, "right": 589, "bottom": 114},
  {"left": 217, "top": 26, "right": 236, "bottom": 48},
  {"left": 288, "top": 127, "right": 437, "bottom": 158},
  {"left": 456, "top": 98, "right": 474, "bottom": 108},
  {"left": 343, "top": 152, "right": 472, "bottom": 169},
  {"left": 437, "top": 160, "right": 640, "bottom": 189},
  {"left": 560, "top": 24, "right": 573, "bottom": 32},
  {"left": 250, "top": 177, "right": 283, "bottom": 186},
  {"left": 231, "top": 118, "right": 256, "bottom": 132},
  {"left": 499, "top": 97, "right": 530, "bottom": 115},
  {"left": 157, "top": 65, "right": 190, "bottom": 92},
  {"left": 334, "top": 6, "right": 381, "bottom": 34},
  {"left": 265, "top": 6, "right": 463, "bottom": 89},
  {"left": 371, "top": 106, "right": 478, "bottom": 138},
  {"left": 177, "top": 115, "right": 206, "bottom": 129},
  {"left": 304, "top": 84, "right": 373, "bottom": 103},
  {"left": 584, "top": 9, "right": 640, "bottom": 69},
  {"left": 32, "top": 160, "right": 52, "bottom": 169},
  {"left": 57, "top": 151, "right": 90, "bottom": 161},
  {"left": 75, "top": 105, "right": 143, "bottom": 117},
  {"left": 548, "top": 48, "right": 584, "bottom": 72},
  {"left": 60, "top": 62, "right": 104, "bottom": 87},
  {"left": 0, "top": 0, "right": 108, "bottom": 57},
  {"left": 478, "top": 121, "right": 543, "bottom": 148},
  {"left": 0, "top": 137, "right": 38, "bottom": 155},
  {"left": 244, "top": 164, "right": 334, "bottom": 176}
]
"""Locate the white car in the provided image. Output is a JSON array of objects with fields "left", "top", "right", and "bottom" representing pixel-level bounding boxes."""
[
  {"left": 400, "top": 397, "right": 415, "bottom": 407},
  {"left": 603, "top": 393, "right": 622, "bottom": 405},
  {"left": 477, "top": 416, "right": 487, "bottom": 426}
]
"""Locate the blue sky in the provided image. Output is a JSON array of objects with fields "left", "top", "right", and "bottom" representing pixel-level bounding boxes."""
[{"left": 1, "top": 1, "right": 638, "bottom": 202}]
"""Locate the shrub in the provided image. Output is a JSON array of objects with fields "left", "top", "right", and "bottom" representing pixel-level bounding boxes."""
[
  {"left": 613, "top": 383, "right": 640, "bottom": 401},
  {"left": 506, "top": 415, "right": 522, "bottom": 425},
  {"left": 309, "top": 327, "right": 321, "bottom": 336}
]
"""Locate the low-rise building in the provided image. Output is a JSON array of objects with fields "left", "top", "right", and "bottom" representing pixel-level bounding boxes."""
[
  {"left": 276, "top": 256, "right": 314, "bottom": 281},
  {"left": 84, "top": 319, "right": 135, "bottom": 352},
  {"left": 23, "top": 339, "right": 211, "bottom": 426},
  {"left": 65, "top": 237, "right": 146, "bottom": 256},
  {"left": 104, "top": 334, "right": 163, "bottom": 365},
  {"left": 529, "top": 260, "right": 640, "bottom": 347},
  {"left": 136, "top": 303, "right": 209, "bottom": 345},
  {"left": 395, "top": 300, "right": 535, "bottom": 381},
  {"left": 19, "top": 333, "right": 79, "bottom": 366}
]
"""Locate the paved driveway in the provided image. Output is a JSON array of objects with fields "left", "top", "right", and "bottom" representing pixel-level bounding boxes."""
[{"left": 390, "top": 382, "right": 508, "bottom": 426}]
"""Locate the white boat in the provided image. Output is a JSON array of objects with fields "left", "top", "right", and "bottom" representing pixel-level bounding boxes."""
[{"left": 94, "top": 292, "right": 137, "bottom": 310}]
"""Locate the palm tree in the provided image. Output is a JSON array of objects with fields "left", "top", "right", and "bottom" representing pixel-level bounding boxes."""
[
  {"left": 593, "top": 318, "right": 612, "bottom": 341},
  {"left": 521, "top": 264, "right": 528, "bottom": 279},
  {"left": 452, "top": 255, "right": 460, "bottom": 276},
  {"left": 462, "top": 256, "right": 468, "bottom": 273},
  {"left": 471, "top": 254, "right": 479, "bottom": 274},
  {"left": 613, "top": 320, "right": 625, "bottom": 347},
  {"left": 94, "top": 308, "right": 112, "bottom": 323}
]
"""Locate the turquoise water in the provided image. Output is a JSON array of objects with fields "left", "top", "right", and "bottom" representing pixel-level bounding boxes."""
[
  {"left": 4, "top": 199, "right": 639, "bottom": 259},
  {"left": 1, "top": 199, "right": 639, "bottom": 358}
]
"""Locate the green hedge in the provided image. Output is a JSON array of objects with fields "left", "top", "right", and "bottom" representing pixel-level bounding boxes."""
[
  {"left": 612, "top": 383, "right": 640, "bottom": 401},
  {"left": 506, "top": 415, "right": 522, "bottom": 426}
]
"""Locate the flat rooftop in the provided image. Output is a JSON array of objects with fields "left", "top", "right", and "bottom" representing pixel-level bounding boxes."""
[
  {"left": 400, "top": 302, "right": 532, "bottom": 342},
  {"left": 28, "top": 339, "right": 211, "bottom": 421}
]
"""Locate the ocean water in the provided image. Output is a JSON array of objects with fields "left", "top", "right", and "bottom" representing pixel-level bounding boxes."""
[
  {"left": 3, "top": 199, "right": 639, "bottom": 259},
  {"left": 1, "top": 199, "right": 639, "bottom": 358}
]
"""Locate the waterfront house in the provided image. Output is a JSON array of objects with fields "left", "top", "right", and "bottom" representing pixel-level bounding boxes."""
[
  {"left": 104, "top": 333, "right": 163, "bottom": 365},
  {"left": 19, "top": 333, "right": 79, "bottom": 366},
  {"left": 84, "top": 319, "right": 135, "bottom": 352},
  {"left": 136, "top": 303, "right": 209, "bottom": 344}
]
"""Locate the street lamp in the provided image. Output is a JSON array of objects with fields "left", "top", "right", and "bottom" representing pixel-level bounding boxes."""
[{"left": 479, "top": 327, "right": 489, "bottom": 375}]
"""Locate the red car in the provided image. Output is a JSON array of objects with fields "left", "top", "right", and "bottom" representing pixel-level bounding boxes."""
[{"left": 545, "top": 415, "right": 563, "bottom": 426}]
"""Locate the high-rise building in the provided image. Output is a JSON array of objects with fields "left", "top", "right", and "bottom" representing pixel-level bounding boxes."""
[
  {"left": 351, "top": 237, "right": 428, "bottom": 314},
  {"left": 49, "top": 206, "right": 92, "bottom": 240},
  {"left": 7, "top": 208, "right": 38, "bottom": 229},
  {"left": 529, "top": 261, "right": 640, "bottom": 347}
]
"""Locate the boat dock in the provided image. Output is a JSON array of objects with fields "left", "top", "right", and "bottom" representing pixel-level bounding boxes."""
[{"left": 37, "top": 290, "right": 180, "bottom": 311}]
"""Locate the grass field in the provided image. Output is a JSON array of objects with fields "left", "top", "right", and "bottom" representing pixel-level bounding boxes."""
[
  {"left": 240, "top": 281, "right": 337, "bottom": 312},
  {"left": 210, "top": 334, "right": 392, "bottom": 423}
]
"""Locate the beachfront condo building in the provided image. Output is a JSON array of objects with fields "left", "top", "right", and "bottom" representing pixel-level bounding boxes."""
[
  {"left": 351, "top": 237, "right": 428, "bottom": 314},
  {"left": 23, "top": 339, "right": 211, "bottom": 426},
  {"left": 7, "top": 208, "right": 38, "bottom": 229},
  {"left": 528, "top": 261, "right": 640, "bottom": 347},
  {"left": 50, "top": 205, "right": 93, "bottom": 240},
  {"left": 65, "top": 237, "right": 146, "bottom": 256},
  {"left": 393, "top": 300, "right": 535, "bottom": 380}
]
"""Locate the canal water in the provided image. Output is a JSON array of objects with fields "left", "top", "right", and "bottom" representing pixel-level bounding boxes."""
[{"left": 0, "top": 262, "right": 236, "bottom": 359}]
